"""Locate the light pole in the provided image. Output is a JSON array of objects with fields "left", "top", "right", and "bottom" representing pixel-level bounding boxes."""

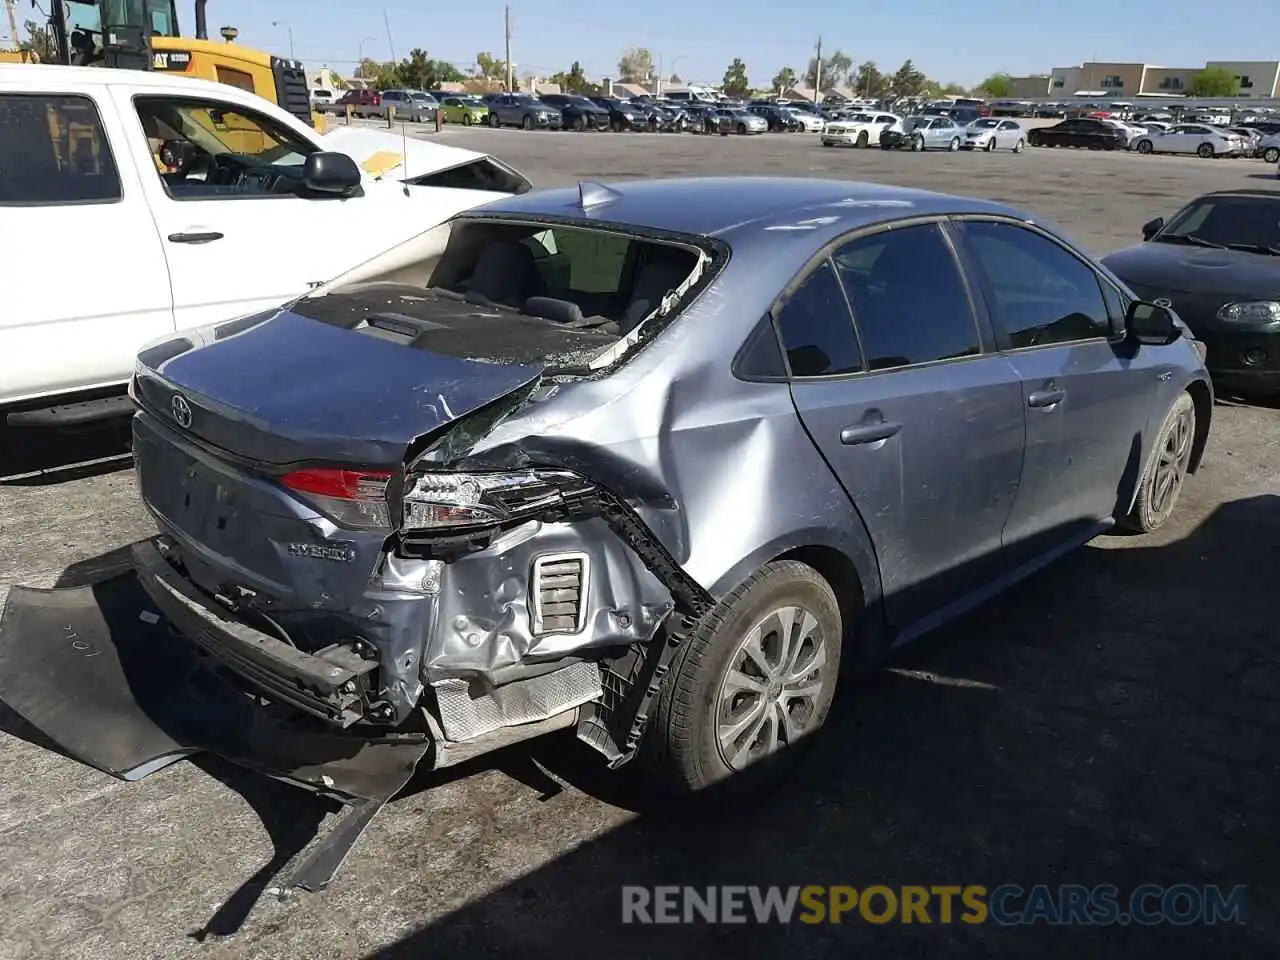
[{"left": 271, "top": 20, "right": 294, "bottom": 60}]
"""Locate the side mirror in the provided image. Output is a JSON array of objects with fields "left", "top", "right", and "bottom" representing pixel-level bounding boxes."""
[
  {"left": 1126, "top": 300, "right": 1180, "bottom": 346},
  {"left": 1142, "top": 217, "right": 1164, "bottom": 241},
  {"left": 302, "top": 151, "right": 362, "bottom": 196}
]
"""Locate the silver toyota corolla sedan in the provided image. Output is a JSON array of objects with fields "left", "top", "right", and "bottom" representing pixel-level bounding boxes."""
[{"left": 0, "top": 177, "right": 1213, "bottom": 891}]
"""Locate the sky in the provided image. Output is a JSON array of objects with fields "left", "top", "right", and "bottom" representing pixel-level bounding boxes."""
[{"left": 8, "top": 0, "right": 1280, "bottom": 88}]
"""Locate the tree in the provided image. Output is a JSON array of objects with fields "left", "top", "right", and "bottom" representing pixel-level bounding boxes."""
[
  {"left": 853, "top": 61, "right": 887, "bottom": 98},
  {"left": 1189, "top": 67, "right": 1238, "bottom": 98},
  {"left": 618, "top": 47, "right": 655, "bottom": 83},
  {"left": 474, "top": 51, "right": 509, "bottom": 88},
  {"left": 722, "top": 58, "right": 750, "bottom": 98},
  {"left": 21, "top": 19, "right": 55, "bottom": 61},
  {"left": 805, "top": 49, "right": 853, "bottom": 91},
  {"left": 326, "top": 70, "right": 349, "bottom": 91},
  {"left": 548, "top": 61, "right": 600, "bottom": 95},
  {"left": 771, "top": 66, "right": 797, "bottom": 92},
  {"left": 393, "top": 49, "right": 462, "bottom": 90},
  {"left": 890, "top": 59, "right": 927, "bottom": 98},
  {"left": 978, "top": 72, "right": 1014, "bottom": 98}
]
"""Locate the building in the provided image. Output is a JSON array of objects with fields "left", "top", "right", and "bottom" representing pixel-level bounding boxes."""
[
  {"left": 1049, "top": 65, "right": 1082, "bottom": 95},
  {"left": 1203, "top": 61, "right": 1280, "bottom": 98},
  {"left": 1143, "top": 66, "right": 1200, "bottom": 96},
  {"left": 1007, "top": 75, "right": 1052, "bottom": 98}
]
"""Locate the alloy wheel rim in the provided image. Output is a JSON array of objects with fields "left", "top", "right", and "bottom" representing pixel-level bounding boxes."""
[
  {"left": 1151, "top": 408, "right": 1194, "bottom": 516},
  {"left": 714, "top": 604, "right": 829, "bottom": 771}
]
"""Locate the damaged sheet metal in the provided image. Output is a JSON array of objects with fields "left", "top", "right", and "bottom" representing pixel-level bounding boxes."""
[{"left": 0, "top": 574, "right": 430, "bottom": 892}]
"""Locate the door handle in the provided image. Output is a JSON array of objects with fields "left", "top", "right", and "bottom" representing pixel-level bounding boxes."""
[
  {"left": 1028, "top": 388, "right": 1066, "bottom": 408},
  {"left": 840, "top": 421, "right": 901, "bottom": 445},
  {"left": 167, "top": 231, "right": 224, "bottom": 244}
]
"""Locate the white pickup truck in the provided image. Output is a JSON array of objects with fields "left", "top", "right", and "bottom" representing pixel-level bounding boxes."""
[{"left": 0, "top": 64, "right": 532, "bottom": 426}]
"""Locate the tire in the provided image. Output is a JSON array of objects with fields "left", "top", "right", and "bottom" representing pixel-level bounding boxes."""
[
  {"left": 488, "top": 112, "right": 500, "bottom": 128},
  {"left": 573, "top": 114, "right": 585, "bottom": 132},
  {"left": 1264, "top": 147, "right": 1280, "bottom": 164},
  {"left": 645, "top": 560, "right": 844, "bottom": 796},
  {"left": 949, "top": 137, "right": 960, "bottom": 151},
  {"left": 1013, "top": 138, "right": 1024, "bottom": 154},
  {"left": 856, "top": 130, "right": 868, "bottom": 148},
  {"left": 1121, "top": 392, "right": 1196, "bottom": 534},
  {"left": 984, "top": 137, "right": 996, "bottom": 152},
  {"left": 522, "top": 115, "right": 533, "bottom": 131},
  {"left": 1197, "top": 142, "right": 1214, "bottom": 159},
  {"left": 1136, "top": 139, "right": 1153, "bottom": 154},
  {"left": 737, "top": 123, "right": 747, "bottom": 135},
  {"left": 463, "top": 113, "right": 474, "bottom": 126},
  {"left": 911, "top": 134, "right": 924, "bottom": 151}
]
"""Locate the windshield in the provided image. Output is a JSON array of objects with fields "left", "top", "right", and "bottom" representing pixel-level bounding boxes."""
[
  {"left": 409, "top": 92, "right": 437, "bottom": 104},
  {"left": 1158, "top": 196, "right": 1280, "bottom": 252},
  {"left": 971, "top": 118, "right": 999, "bottom": 128}
]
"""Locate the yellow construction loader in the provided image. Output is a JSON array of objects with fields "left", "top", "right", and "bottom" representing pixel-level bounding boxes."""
[{"left": 4, "top": 0, "right": 321, "bottom": 128}]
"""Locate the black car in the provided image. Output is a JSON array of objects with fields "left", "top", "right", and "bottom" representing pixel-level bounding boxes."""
[
  {"left": 538, "top": 93, "right": 610, "bottom": 131},
  {"left": 1027, "top": 118, "right": 1128, "bottom": 150},
  {"left": 1103, "top": 190, "right": 1280, "bottom": 398},
  {"left": 748, "top": 104, "right": 801, "bottom": 132},
  {"left": 588, "top": 96, "right": 649, "bottom": 131}
]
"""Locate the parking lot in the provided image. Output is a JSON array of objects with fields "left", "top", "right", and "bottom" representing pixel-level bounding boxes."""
[{"left": 1, "top": 129, "right": 1278, "bottom": 959}]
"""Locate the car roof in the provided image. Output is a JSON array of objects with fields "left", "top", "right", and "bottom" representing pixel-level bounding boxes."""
[
  {"left": 470, "top": 176, "right": 1029, "bottom": 244},
  {"left": 0, "top": 62, "right": 239, "bottom": 96}
]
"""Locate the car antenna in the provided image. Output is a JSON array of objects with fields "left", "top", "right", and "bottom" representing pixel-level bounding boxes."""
[{"left": 578, "top": 181, "right": 621, "bottom": 211}]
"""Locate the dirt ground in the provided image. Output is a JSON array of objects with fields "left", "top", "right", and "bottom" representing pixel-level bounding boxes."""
[{"left": 0, "top": 129, "right": 1277, "bottom": 959}]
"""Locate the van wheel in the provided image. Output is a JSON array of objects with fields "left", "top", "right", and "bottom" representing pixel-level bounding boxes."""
[
  {"left": 645, "top": 560, "right": 843, "bottom": 796},
  {"left": 1121, "top": 392, "right": 1196, "bottom": 534}
]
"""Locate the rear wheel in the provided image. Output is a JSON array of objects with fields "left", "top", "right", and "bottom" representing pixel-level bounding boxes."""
[
  {"left": 1197, "top": 142, "right": 1214, "bottom": 159},
  {"left": 1121, "top": 392, "right": 1196, "bottom": 534},
  {"left": 646, "top": 560, "right": 844, "bottom": 796},
  {"left": 1264, "top": 146, "right": 1280, "bottom": 164}
]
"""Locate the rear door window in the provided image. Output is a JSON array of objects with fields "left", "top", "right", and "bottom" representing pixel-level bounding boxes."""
[
  {"left": 772, "top": 260, "right": 863, "bottom": 377},
  {"left": 0, "top": 93, "right": 121, "bottom": 204}
]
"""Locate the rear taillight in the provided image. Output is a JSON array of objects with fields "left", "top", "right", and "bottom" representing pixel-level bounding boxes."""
[
  {"left": 401, "top": 469, "right": 595, "bottom": 535},
  {"left": 281, "top": 468, "right": 394, "bottom": 530}
]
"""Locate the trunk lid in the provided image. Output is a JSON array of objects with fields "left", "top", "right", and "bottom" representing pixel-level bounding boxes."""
[{"left": 134, "top": 283, "right": 618, "bottom": 466}]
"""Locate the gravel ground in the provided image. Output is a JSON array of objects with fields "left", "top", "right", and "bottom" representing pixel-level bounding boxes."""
[{"left": 0, "top": 129, "right": 1277, "bottom": 960}]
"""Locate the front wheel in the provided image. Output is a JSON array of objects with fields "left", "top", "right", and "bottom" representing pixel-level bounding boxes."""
[
  {"left": 737, "top": 123, "right": 747, "bottom": 135},
  {"left": 949, "top": 137, "right": 960, "bottom": 152},
  {"left": 645, "top": 560, "right": 844, "bottom": 796},
  {"left": 1197, "top": 142, "right": 1215, "bottom": 159},
  {"left": 522, "top": 115, "right": 534, "bottom": 131},
  {"left": 911, "top": 134, "right": 924, "bottom": 151},
  {"left": 984, "top": 137, "right": 996, "bottom": 152},
  {"left": 1136, "top": 139, "right": 1153, "bottom": 154},
  {"left": 1263, "top": 146, "right": 1280, "bottom": 164},
  {"left": 573, "top": 114, "right": 586, "bottom": 132},
  {"left": 463, "top": 112, "right": 474, "bottom": 126},
  {"left": 1121, "top": 392, "right": 1196, "bottom": 533},
  {"left": 856, "top": 130, "right": 869, "bottom": 148},
  {"left": 1013, "top": 138, "right": 1025, "bottom": 154},
  {"left": 488, "top": 112, "right": 500, "bottom": 128}
]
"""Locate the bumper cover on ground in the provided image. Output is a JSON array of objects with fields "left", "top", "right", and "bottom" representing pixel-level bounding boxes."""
[{"left": 0, "top": 572, "right": 432, "bottom": 891}]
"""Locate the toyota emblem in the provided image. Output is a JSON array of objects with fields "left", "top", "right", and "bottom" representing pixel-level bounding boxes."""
[
  {"left": 170, "top": 393, "right": 193, "bottom": 429},
  {"left": 1153, "top": 298, "right": 1173, "bottom": 309}
]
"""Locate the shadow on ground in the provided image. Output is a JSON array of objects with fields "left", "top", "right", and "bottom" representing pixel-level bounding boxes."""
[
  {"left": 0, "top": 420, "right": 132, "bottom": 485},
  {"left": 365, "top": 495, "right": 1279, "bottom": 958}
]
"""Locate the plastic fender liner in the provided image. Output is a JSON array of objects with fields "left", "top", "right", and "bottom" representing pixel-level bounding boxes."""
[{"left": 0, "top": 574, "right": 431, "bottom": 893}]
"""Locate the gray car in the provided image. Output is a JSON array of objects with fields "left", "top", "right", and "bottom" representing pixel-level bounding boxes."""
[
  {"left": 487, "top": 93, "right": 563, "bottom": 130},
  {"left": 880, "top": 115, "right": 964, "bottom": 151},
  {"left": 0, "top": 178, "right": 1212, "bottom": 891},
  {"left": 962, "top": 117, "right": 1026, "bottom": 152},
  {"left": 377, "top": 89, "right": 438, "bottom": 123}
]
